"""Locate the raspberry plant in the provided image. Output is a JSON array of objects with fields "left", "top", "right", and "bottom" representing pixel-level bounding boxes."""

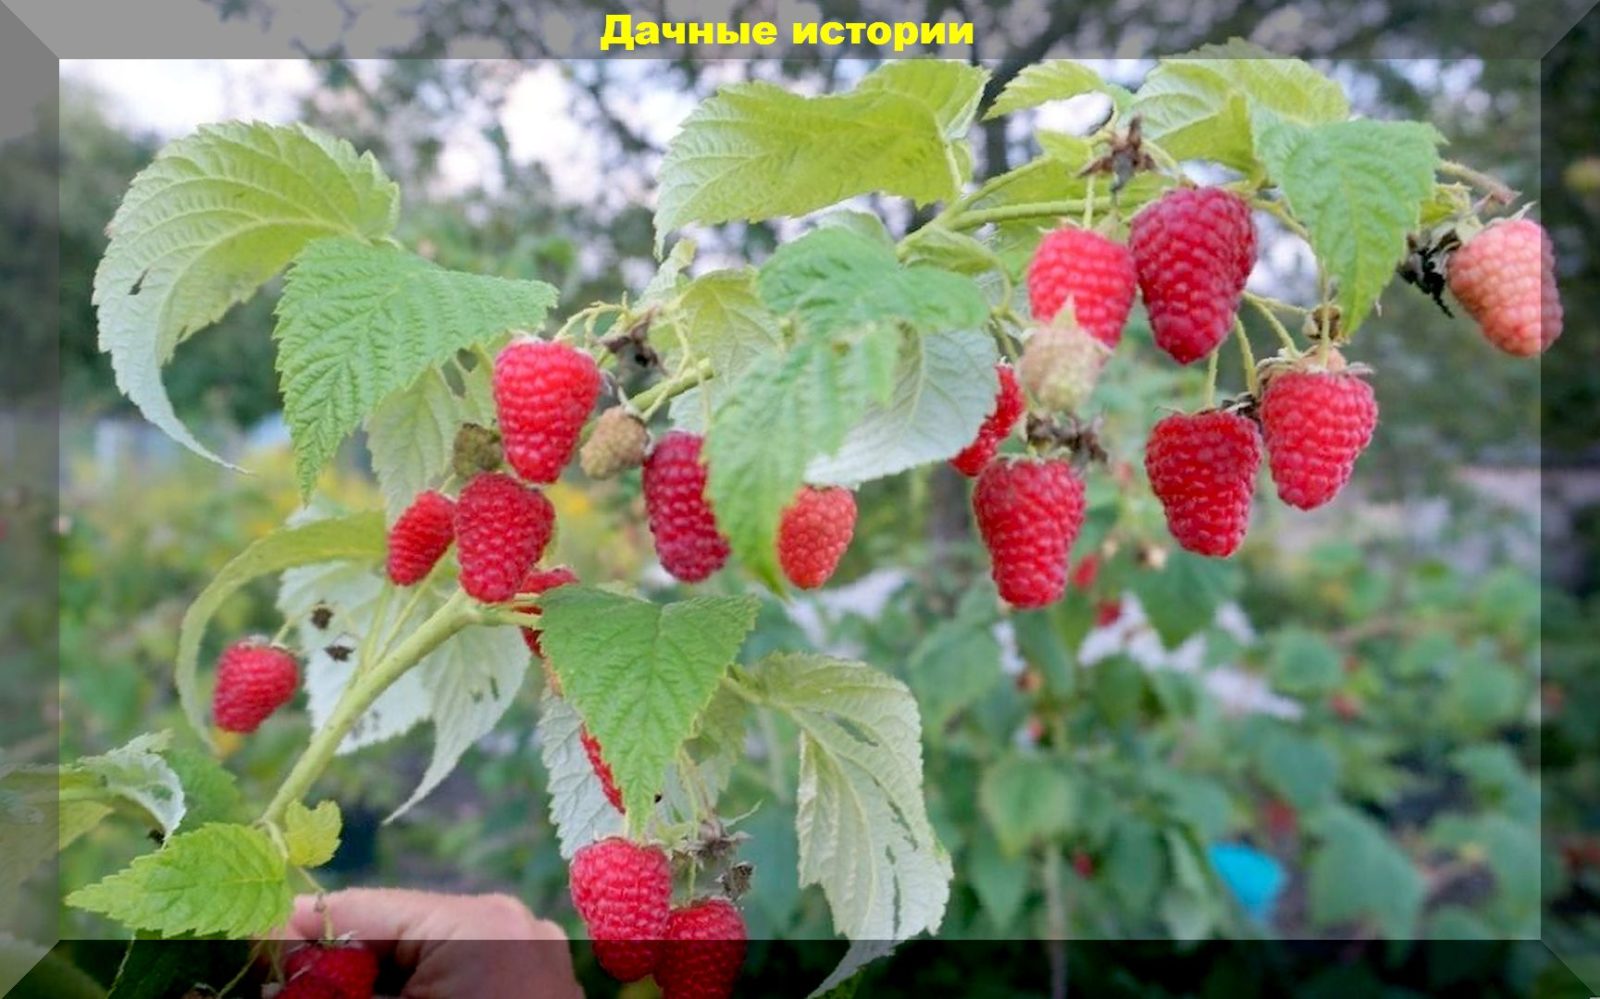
[{"left": 31, "top": 45, "right": 1561, "bottom": 996}]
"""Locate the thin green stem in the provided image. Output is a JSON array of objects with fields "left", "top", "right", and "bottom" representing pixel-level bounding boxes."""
[
  {"left": 930, "top": 156, "right": 1057, "bottom": 227},
  {"left": 1203, "top": 348, "right": 1219, "bottom": 409},
  {"left": 270, "top": 608, "right": 304, "bottom": 647},
  {"left": 1232, "top": 318, "right": 1259, "bottom": 396},
  {"left": 1081, "top": 174, "right": 1097, "bottom": 229},
  {"left": 356, "top": 584, "right": 396, "bottom": 676},
  {"left": 633, "top": 358, "right": 715, "bottom": 419},
  {"left": 1438, "top": 159, "right": 1515, "bottom": 204},
  {"left": 1253, "top": 196, "right": 1312, "bottom": 243},
  {"left": 481, "top": 609, "right": 541, "bottom": 629},
  {"left": 1245, "top": 293, "right": 1298, "bottom": 353},
  {"left": 260, "top": 591, "right": 476, "bottom": 827},
  {"left": 948, "top": 198, "right": 1110, "bottom": 230}
]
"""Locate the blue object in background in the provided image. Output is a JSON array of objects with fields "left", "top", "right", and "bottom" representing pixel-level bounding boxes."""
[{"left": 1208, "top": 842, "right": 1287, "bottom": 923}]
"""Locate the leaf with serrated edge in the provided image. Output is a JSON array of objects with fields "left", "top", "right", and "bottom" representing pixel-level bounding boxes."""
[
  {"left": 807, "top": 329, "right": 997, "bottom": 487},
  {"left": 1256, "top": 115, "right": 1440, "bottom": 334},
  {"left": 745, "top": 653, "right": 951, "bottom": 942},
  {"left": 985, "top": 60, "right": 1112, "bottom": 119},
  {"left": 79, "top": 732, "right": 186, "bottom": 836},
  {"left": 1134, "top": 63, "right": 1257, "bottom": 171},
  {"left": 278, "top": 561, "right": 435, "bottom": 754},
  {"left": 177, "top": 512, "right": 386, "bottom": 748},
  {"left": 275, "top": 237, "right": 557, "bottom": 495},
  {"left": 1186, "top": 40, "right": 1349, "bottom": 126},
  {"left": 539, "top": 588, "right": 758, "bottom": 821},
  {"left": 857, "top": 60, "right": 989, "bottom": 141},
  {"left": 67, "top": 823, "right": 293, "bottom": 937},
  {"left": 94, "top": 122, "right": 398, "bottom": 466},
  {"left": 538, "top": 692, "right": 624, "bottom": 858},
  {"left": 389, "top": 623, "right": 528, "bottom": 820},
  {"left": 367, "top": 361, "right": 494, "bottom": 519},
  {"left": 654, "top": 61, "right": 982, "bottom": 253},
  {"left": 808, "top": 939, "right": 897, "bottom": 998},
  {"left": 162, "top": 748, "right": 245, "bottom": 828},
  {"left": 284, "top": 800, "right": 341, "bottom": 867},
  {"left": 655, "top": 269, "right": 782, "bottom": 404}
]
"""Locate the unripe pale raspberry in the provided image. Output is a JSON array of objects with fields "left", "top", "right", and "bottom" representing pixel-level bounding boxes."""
[
  {"left": 655, "top": 898, "right": 748, "bottom": 999},
  {"left": 950, "top": 364, "right": 1024, "bottom": 477},
  {"left": 1447, "top": 217, "right": 1563, "bottom": 356},
  {"left": 494, "top": 339, "right": 602, "bottom": 483},
  {"left": 455, "top": 472, "right": 555, "bottom": 603},
  {"left": 1019, "top": 322, "right": 1111, "bottom": 412},
  {"left": 777, "top": 486, "right": 857, "bottom": 590},
  {"left": 1131, "top": 188, "right": 1256, "bottom": 364},
  {"left": 385, "top": 490, "right": 456, "bottom": 586},
  {"left": 1145, "top": 410, "right": 1262, "bottom": 557},
  {"left": 972, "top": 457, "right": 1086, "bottom": 609},
  {"left": 518, "top": 565, "right": 578, "bottom": 657},
  {"left": 570, "top": 837, "right": 672, "bottom": 982},
  {"left": 284, "top": 943, "right": 379, "bottom": 999},
  {"left": 212, "top": 639, "right": 298, "bottom": 734},
  {"left": 1026, "top": 226, "right": 1138, "bottom": 348},
  {"left": 581, "top": 725, "right": 624, "bottom": 812},
  {"left": 1260, "top": 367, "right": 1377, "bottom": 510},
  {"left": 580, "top": 407, "right": 650, "bottom": 479},
  {"left": 642, "top": 432, "right": 730, "bottom": 583}
]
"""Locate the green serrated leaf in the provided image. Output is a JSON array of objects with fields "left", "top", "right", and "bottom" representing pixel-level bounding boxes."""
[
  {"left": 162, "top": 747, "right": 245, "bottom": 828},
  {"left": 176, "top": 512, "right": 387, "bottom": 747},
  {"left": 1307, "top": 806, "right": 1422, "bottom": 937},
  {"left": 67, "top": 823, "right": 293, "bottom": 937},
  {"left": 1185, "top": 41, "right": 1349, "bottom": 125},
  {"left": 109, "top": 937, "right": 250, "bottom": 999},
  {"left": 1131, "top": 551, "right": 1241, "bottom": 648},
  {"left": 1255, "top": 725, "right": 1339, "bottom": 811},
  {"left": 275, "top": 238, "right": 557, "bottom": 494},
  {"left": 744, "top": 653, "right": 951, "bottom": 942},
  {"left": 985, "top": 60, "right": 1113, "bottom": 119},
  {"left": 94, "top": 122, "right": 398, "bottom": 466},
  {"left": 979, "top": 755, "right": 1078, "bottom": 855},
  {"left": 1134, "top": 63, "right": 1257, "bottom": 171},
  {"left": 656, "top": 269, "right": 782, "bottom": 405},
  {"left": 1255, "top": 115, "right": 1442, "bottom": 334},
  {"left": 540, "top": 588, "right": 758, "bottom": 820},
  {"left": 284, "top": 800, "right": 341, "bottom": 868},
  {"left": 367, "top": 361, "right": 496, "bottom": 519},
  {"left": 898, "top": 226, "right": 1005, "bottom": 277},
  {"left": 705, "top": 323, "right": 901, "bottom": 587},
  {"left": 654, "top": 61, "right": 983, "bottom": 252},
  {"left": 1269, "top": 627, "right": 1343, "bottom": 697},
  {"left": 79, "top": 732, "right": 185, "bottom": 836}
]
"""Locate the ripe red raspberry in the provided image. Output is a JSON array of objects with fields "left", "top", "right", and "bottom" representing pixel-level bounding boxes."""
[
  {"left": 581, "top": 726, "right": 624, "bottom": 812},
  {"left": 494, "top": 338, "right": 603, "bottom": 483},
  {"left": 1072, "top": 850, "right": 1097, "bottom": 879},
  {"left": 642, "top": 432, "right": 730, "bottom": 583},
  {"left": 1094, "top": 598, "right": 1123, "bottom": 627},
  {"left": 777, "top": 486, "right": 857, "bottom": 589},
  {"left": 284, "top": 943, "right": 379, "bottom": 999},
  {"left": 517, "top": 564, "right": 578, "bottom": 657},
  {"left": 455, "top": 472, "right": 555, "bottom": 603},
  {"left": 1130, "top": 188, "right": 1256, "bottom": 364},
  {"left": 385, "top": 490, "right": 456, "bottom": 586},
  {"left": 1144, "top": 410, "right": 1262, "bottom": 557},
  {"left": 655, "top": 898, "right": 748, "bottom": 999},
  {"left": 949, "top": 364, "right": 1024, "bottom": 477},
  {"left": 1447, "top": 217, "right": 1563, "bottom": 356},
  {"left": 972, "top": 458, "right": 1086, "bottom": 609},
  {"left": 212, "top": 640, "right": 298, "bottom": 734},
  {"left": 1026, "top": 226, "right": 1138, "bottom": 348},
  {"left": 570, "top": 837, "right": 672, "bottom": 982},
  {"left": 580, "top": 407, "right": 649, "bottom": 479},
  {"left": 1019, "top": 322, "right": 1110, "bottom": 413},
  {"left": 1070, "top": 554, "right": 1100, "bottom": 591},
  {"left": 277, "top": 976, "right": 343, "bottom": 999},
  {"left": 1259, "top": 365, "right": 1377, "bottom": 510}
]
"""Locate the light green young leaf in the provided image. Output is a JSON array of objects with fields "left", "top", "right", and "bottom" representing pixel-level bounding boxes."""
[
  {"left": 896, "top": 226, "right": 1004, "bottom": 277},
  {"left": 539, "top": 587, "right": 759, "bottom": 820},
  {"left": 978, "top": 755, "right": 1079, "bottom": 856},
  {"left": 857, "top": 60, "right": 989, "bottom": 142},
  {"left": 1133, "top": 64, "right": 1256, "bottom": 171},
  {"left": 537, "top": 692, "right": 624, "bottom": 858},
  {"left": 758, "top": 227, "right": 988, "bottom": 337},
  {"left": 1185, "top": 40, "right": 1350, "bottom": 125},
  {"left": 705, "top": 325, "right": 900, "bottom": 586},
  {"left": 389, "top": 623, "right": 529, "bottom": 820},
  {"left": 67, "top": 823, "right": 293, "bottom": 937},
  {"left": 655, "top": 269, "right": 782, "bottom": 397},
  {"left": 743, "top": 653, "right": 951, "bottom": 942},
  {"left": 654, "top": 62, "right": 977, "bottom": 252},
  {"left": 275, "top": 238, "right": 557, "bottom": 494},
  {"left": 284, "top": 800, "right": 342, "bottom": 868},
  {"left": 984, "top": 60, "right": 1115, "bottom": 119},
  {"left": 1256, "top": 115, "right": 1442, "bottom": 334},
  {"left": 94, "top": 122, "right": 398, "bottom": 466},
  {"left": 640, "top": 237, "right": 698, "bottom": 302},
  {"left": 367, "top": 360, "right": 496, "bottom": 519},
  {"left": 176, "top": 513, "right": 387, "bottom": 747},
  {"left": 79, "top": 732, "right": 185, "bottom": 836}
]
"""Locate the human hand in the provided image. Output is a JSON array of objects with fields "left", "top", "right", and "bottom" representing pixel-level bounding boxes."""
[{"left": 277, "top": 889, "right": 583, "bottom": 999}]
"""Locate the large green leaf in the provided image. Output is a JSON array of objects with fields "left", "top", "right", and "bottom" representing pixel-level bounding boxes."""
[
  {"left": 1131, "top": 551, "right": 1240, "bottom": 648},
  {"left": 1306, "top": 806, "right": 1423, "bottom": 937},
  {"left": 94, "top": 122, "right": 398, "bottom": 466},
  {"left": 1255, "top": 115, "right": 1442, "bottom": 334},
  {"left": 367, "top": 359, "right": 496, "bottom": 518},
  {"left": 704, "top": 324, "right": 899, "bottom": 587},
  {"left": 176, "top": 512, "right": 386, "bottom": 747},
  {"left": 744, "top": 653, "right": 951, "bottom": 942},
  {"left": 77, "top": 732, "right": 185, "bottom": 836},
  {"left": 654, "top": 61, "right": 985, "bottom": 252},
  {"left": 984, "top": 60, "right": 1123, "bottom": 119},
  {"left": 539, "top": 587, "right": 758, "bottom": 821},
  {"left": 275, "top": 238, "right": 557, "bottom": 494},
  {"left": 67, "top": 823, "right": 293, "bottom": 937},
  {"left": 979, "top": 755, "right": 1079, "bottom": 856},
  {"left": 655, "top": 268, "right": 782, "bottom": 409}
]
